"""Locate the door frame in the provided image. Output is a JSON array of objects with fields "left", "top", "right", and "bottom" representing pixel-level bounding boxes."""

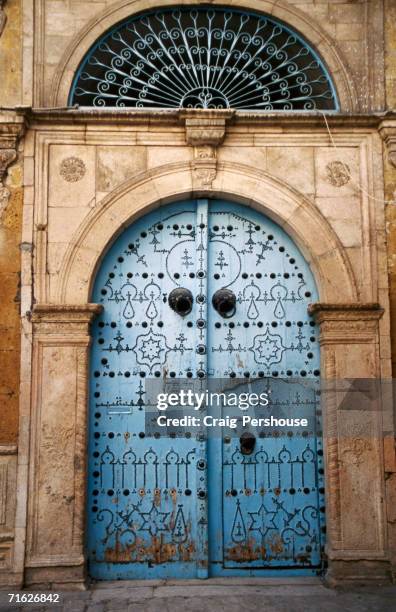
[{"left": 22, "top": 162, "right": 390, "bottom": 587}]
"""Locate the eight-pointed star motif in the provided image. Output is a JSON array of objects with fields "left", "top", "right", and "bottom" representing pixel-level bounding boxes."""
[
  {"left": 248, "top": 504, "right": 278, "bottom": 537},
  {"left": 249, "top": 329, "right": 286, "bottom": 366},
  {"left": 132, "top": 331, "right": 169, "bottom": 372}
]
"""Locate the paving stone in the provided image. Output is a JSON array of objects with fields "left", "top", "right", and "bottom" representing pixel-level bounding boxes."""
[{"left": 91, "top": 587, "right": 154, "bottom": 602}]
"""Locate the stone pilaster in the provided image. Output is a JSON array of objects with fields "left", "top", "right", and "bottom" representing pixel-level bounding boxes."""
[
  {"left": 0, "top": 444, "right": 17, "bottom": 586},
  {"left": 309, "top": 303, "right": 391, "bottom": 584},
  {"left": 25, "top": 305, "right": 102, "bottom": 588}
]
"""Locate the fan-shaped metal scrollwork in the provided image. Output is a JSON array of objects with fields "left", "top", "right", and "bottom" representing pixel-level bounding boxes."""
[{"left": 69, "top": 8, "right": 338, "bottom": 110}]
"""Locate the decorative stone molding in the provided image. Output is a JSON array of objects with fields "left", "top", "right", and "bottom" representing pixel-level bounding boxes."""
[
  {"left": 0, "top": 112, "right": 25, "bottom": 221},
  {"left": 182, "top": 111, "right": 234, "bottom": 189},
  {"left": 379, "top": 120, "right": 396, "bottom": 168},
  {"left": 192, "top": 146, "right": 217, "bottom": 189},
  {"left": 0, "top": 1, "right": 6, "bottom": 37},
  {"left": 32, "top": 303, "right": 103, "bottom": 335},
  {"left": 183, "top": 114, "right": 232, "bottom": 147},
  {"left": 32, "top": 303, "right": 102, "bottom": 320},
  {"left": 26, "top": 304, "right": 102, "bottom": 585},
  {"left": 308, "top": 302, "right": 384, "bottom": 343}
]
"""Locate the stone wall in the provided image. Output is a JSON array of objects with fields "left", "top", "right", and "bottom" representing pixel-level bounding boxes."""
[
  {"left": 0, "top": 0, "right": 22, "bottom": 107},
  {"left": 0, "top": 1, "right": 23, "bottom": 446},
  {"left": 0, "top": 144, "right": 22, "bottom": 445}
]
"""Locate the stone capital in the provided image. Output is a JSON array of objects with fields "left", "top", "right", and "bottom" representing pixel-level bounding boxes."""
[
  {"left": 32, "top": 304, "right": 103, "bottom": 339},
  {"left": 308, "top": 303, "right": 384, "bottom": 343},
  {"left": 379, "top": 120, "right": 396, "bottom": 168}
]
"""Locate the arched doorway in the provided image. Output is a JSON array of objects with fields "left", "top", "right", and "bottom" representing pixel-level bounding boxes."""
[{"left": 87, "top": 199, "right": 325, "bottom": 579}]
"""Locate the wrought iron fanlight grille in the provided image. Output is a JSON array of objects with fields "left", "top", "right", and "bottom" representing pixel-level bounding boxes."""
[{"left": 69, "top": 8, "right": 338, "bottom": 110}]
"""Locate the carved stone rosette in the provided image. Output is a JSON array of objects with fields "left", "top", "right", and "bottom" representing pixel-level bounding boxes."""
[
  {"left": 308, "top": 303, "right": 390, "bottom": 583},
  {"left": 26, "top": 304, "right": 102, "bottom": 587}
]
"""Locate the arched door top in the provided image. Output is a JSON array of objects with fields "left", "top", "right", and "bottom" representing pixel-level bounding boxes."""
[
  {"left": 57, "top": 162, "right": 357, "bottom": 305},
  {"left": 51, "top": 1, "right": 356, "bottom": 110},
  {"left": 68, "top": 6, "right": 338, "bottom": 111}
]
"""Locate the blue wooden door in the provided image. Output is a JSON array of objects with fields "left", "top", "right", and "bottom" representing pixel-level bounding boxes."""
[
  {"left": 206, "top": 202, "right": 324, "bottom": 575},
  {"left": 87, "top": 199, "right": 325, "bottom": 579}
]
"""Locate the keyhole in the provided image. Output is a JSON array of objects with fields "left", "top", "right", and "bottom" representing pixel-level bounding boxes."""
[{"left": 240, "top": 432, "right": 256, "bottom": 455}]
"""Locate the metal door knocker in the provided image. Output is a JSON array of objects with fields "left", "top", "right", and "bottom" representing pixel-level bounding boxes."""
[
  {"left": 168, "top": 287, "right": 194, "bottom": 316},
  {"left": 212, "top": 288, "right": 236, "bottom": 318}
]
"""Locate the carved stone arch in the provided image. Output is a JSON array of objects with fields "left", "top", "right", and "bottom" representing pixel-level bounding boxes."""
[
  {"left": 57, "top": 161, "right": 358, "bottom": 305},
  {"left": 51, "top": 0, "right": 357, "bottom": 112}
]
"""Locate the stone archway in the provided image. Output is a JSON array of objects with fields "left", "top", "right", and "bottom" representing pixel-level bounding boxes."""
[
  {"left": 51, "top": 0, "right": 357, "bottom": 112},
  {"left": 57, "top": 162, "right": 358, "bottom": 304},
  {"left": 23, "top": 160, "right": 389, "bottom": 586}
]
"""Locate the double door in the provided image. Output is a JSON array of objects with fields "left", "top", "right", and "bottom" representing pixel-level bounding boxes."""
[{"left": 87, "top": 199, "right": 325, "bottom": 579}]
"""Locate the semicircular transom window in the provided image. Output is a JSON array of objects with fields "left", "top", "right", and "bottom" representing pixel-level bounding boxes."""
[{"left": 69, "top": 7, "right": 338, "bottom": 110}]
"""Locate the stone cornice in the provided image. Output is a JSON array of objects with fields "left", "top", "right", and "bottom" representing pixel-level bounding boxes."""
[{"left": 14, "top": 107, "right": 396, "bottom": 131}]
